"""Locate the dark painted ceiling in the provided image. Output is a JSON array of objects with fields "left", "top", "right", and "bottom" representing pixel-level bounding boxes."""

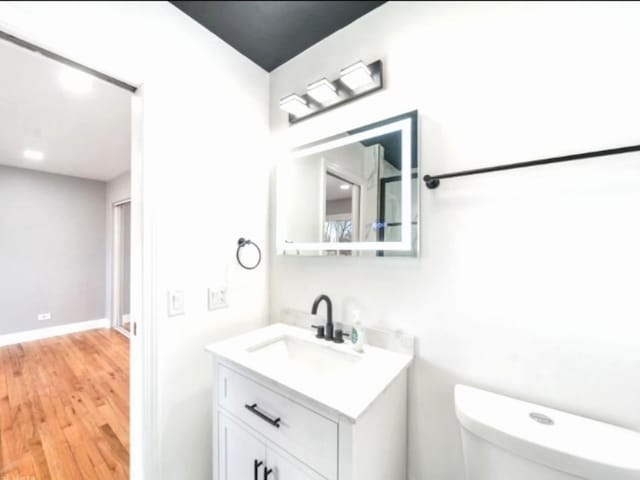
[{"left": 171, "top": 1, "right": 385, "bottom": 72}]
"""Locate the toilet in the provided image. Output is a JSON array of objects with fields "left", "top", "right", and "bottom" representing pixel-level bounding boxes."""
[{"left": 455, "top": 385, "right": 640, "bottom": 480}]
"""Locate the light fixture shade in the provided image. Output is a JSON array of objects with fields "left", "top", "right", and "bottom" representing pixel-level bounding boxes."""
[
  {"left": 339, "top": 61, "right": 374, "bottom": 90},
  {"left": 279, "top": 94, "right": 311, "bottom": 117},
  {"left": 307, "top": 78, "right": 338, "bottom": 104}
]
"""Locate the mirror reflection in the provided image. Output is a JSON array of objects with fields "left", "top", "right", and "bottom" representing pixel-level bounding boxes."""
[{"left": 277, "top": 111, "right": 419, "bottom": 256}]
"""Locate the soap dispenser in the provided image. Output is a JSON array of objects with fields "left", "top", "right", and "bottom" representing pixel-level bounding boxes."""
[{"left": 350, "top": 309, "right": 365, "bottom": 353}]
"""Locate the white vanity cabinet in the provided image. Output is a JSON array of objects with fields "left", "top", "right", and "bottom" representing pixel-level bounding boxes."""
[
  {"left": 218, "top": 413, "right": 320, "bottom": 480},
  {"left": 218, "top": 413, "right": 266, "bottom": 480},
  {"left": 207, "top": 323, "right": 412, "bottom": 480},
  {"left": 211, "top": 360, "right": 409, "bottom": 480},
  {"left": 266, "top": 447, "right": 323, "bottom": 480}
]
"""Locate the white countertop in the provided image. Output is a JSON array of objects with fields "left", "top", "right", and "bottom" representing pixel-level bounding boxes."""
[{"left": 206, "top": 323, "right": 413, "bottom": 422}]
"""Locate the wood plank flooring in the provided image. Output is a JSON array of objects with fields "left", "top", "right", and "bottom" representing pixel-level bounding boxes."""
[{"left": 0, "top": 329, "right": 129, "bottom": 479}]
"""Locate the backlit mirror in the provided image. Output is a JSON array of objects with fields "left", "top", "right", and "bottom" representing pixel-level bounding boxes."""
[{"left": 277, "top": 111, "right": 419, "bottom": 256}]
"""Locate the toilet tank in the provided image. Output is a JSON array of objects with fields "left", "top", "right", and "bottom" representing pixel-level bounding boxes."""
[{"left": 455, "top": 385, "right": 640, "bottom": 480}]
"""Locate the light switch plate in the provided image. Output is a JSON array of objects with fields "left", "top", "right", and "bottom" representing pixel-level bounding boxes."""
[
  {"left": 208, "top": 287, "right": 228, "bottom": 311},
  {"left": 168, "top": 290, "right": 185, "bottom": 317}
]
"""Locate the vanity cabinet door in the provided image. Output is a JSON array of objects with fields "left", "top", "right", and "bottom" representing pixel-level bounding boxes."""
[
  {"left": 219, "top": 413, "right": 266, "bottom": 480},
  {"left": 218, "top": 364, "right": 338, "bottom": 479},
  {"left": 265, "top": 448, "right": 326, "bottom": 480}
]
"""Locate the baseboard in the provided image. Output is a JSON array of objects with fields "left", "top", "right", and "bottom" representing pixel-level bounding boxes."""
[{"left": 0, "top": 318, "right": 110, "bottom": 347}]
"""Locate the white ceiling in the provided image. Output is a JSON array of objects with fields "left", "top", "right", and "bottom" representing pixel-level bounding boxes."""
[{"left": 0, "top": 38, "right": 131, "bottom": 181}]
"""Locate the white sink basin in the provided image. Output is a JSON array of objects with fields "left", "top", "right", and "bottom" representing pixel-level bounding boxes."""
[
  {"left": 206, "top": 323, "right": 413, "bottom": 420},
  {"left": 247, "top": 335, "right": 361, "bottom": 378}
]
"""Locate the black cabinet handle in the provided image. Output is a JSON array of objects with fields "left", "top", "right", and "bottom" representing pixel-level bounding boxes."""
[
  {"left": 244, "top": 403, "right": 281, "bottom": 428},
  {"left": 263, "top": 466, "right": 273, "bottom": 480},
  {"left": 254, "top": 460, "right": 263, "bottom": 480}
]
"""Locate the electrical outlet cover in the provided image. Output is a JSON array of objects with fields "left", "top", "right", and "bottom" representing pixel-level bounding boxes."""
[
  {"left": 208, "top": 288, "right": 228, "bottom": 310},
  {"left": 37, "top": 312, "right": 51, "bottom": 321}
]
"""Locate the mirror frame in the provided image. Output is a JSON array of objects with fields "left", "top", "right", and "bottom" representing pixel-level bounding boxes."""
[{"left": 277, "top": 111, "right": 419, "bottom": 254}]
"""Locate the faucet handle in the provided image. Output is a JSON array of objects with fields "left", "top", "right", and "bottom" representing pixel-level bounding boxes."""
[
  {"left": 333, "top": 329, "right": 350, "bottom": 344},
  {"left": 311, "top": 325, "right": 325, "bottom": 339}
]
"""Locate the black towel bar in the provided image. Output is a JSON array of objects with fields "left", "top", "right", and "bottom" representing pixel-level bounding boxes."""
[{"left": 424, "top": 144, "right": 640, "bottom": 189}]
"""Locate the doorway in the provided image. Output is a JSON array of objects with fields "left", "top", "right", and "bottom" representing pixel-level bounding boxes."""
[
  {"left": 0, "top": 26, "right": 144, "bottom": 479},
  {"left": 113, "top": 199, "right": 132, "bottom": 336}
]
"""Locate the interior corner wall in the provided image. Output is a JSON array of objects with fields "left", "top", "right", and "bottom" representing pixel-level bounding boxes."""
[
  {"left": 0, "top": 2, "right": 271, "bottom": 479},
  {"left": 0, "top": 165, "right": 106, "bottom": 335},
  {"left": 268, "top": 2, "right": 640, "bottom": 479},
  {"left": 105, "top": 171, "right": 131, "bottom": 323}
]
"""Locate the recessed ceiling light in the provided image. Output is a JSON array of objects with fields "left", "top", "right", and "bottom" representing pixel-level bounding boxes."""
[
  {"left": 59, "top": 67, "right": 94, "bottom": 94},
  {"left": 339, "top": 61, "right": 374, "bottom": 90},
  {"left": 340, "top": 184, "right": 351, "bottom": 190},
  {"left": 279, "top": 94, "right": 312, "bottom": 117},
  {"left": 307, "top": 78, "right": 338, "bottom": 104},
  {"left": 23, "top": 149, "right": 44, "bottom": 161}
]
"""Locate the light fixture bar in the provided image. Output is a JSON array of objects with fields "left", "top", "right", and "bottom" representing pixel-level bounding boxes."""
[{"left": 279, "top": 60, "right": 383, "bottom": 125}]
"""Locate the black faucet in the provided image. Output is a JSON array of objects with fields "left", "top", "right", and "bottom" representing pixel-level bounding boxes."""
[{"left": 311, "top": 294, "right": 334, "bottom": 341}]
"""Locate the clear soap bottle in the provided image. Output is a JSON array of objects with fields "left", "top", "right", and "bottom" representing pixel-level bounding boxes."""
[{"left": 350, "top": 309, "right": 365, "bottom": 353}]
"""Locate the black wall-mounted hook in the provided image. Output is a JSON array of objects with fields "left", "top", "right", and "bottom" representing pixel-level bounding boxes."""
[{"left": 236, "top": 237, "right": 262, "bottom": 270}]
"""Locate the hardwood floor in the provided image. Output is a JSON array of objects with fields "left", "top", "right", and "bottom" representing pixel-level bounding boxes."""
[{"left": 0, "top": 329, "right": 129, "bottom": 479}]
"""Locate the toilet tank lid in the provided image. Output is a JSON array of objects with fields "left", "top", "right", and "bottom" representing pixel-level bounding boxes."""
[{"left": 455, "top": 385, "right": 640, "bottom": 480}]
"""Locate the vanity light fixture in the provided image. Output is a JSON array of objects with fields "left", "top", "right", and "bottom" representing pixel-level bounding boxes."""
[
  {"left": 23, "top": 149, "right": 44, "bottom": 161},
  {"left": 339, "top": 184, "right": 351, "bottom": 190},
  {"left": 279, "top": 93, "right": 311, "bottom": 118},
  {"left": 339, "top": 61, "right": 374, "bottom": 90},
  {"left": 307, "top": 78, "right": 338, "bottom": 104},
  {"left": 280, "top": 60, "right": 383, "bottom": 125}
]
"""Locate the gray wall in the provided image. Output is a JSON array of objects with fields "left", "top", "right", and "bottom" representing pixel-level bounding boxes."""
[
  {"left": 326, "top": 198, "right": 351, "bottom": 216},
  {"left": 0, "top": 165, "right": 106, "bottom": 335}
]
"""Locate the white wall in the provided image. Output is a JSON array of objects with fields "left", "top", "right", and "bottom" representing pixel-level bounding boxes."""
[
  {"left": 269, "top": 3, "right": 640, "bottom": 479},
  {"left": 106, "top": 171, "right": 131, "bottom": 322},
  {"left": 0, "top": 2, "right": 271, "bottom": 479},
  {"left": 0, "top": 165, "right": 106, "bottom": 335}
]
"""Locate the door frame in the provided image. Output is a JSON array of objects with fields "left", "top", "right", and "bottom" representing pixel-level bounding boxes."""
[
  {"left": 0, "top": 15, "right": 157, "bottom": 480},
  {"left": 112, "top": 198, "right": 132, "bottom": 338}
]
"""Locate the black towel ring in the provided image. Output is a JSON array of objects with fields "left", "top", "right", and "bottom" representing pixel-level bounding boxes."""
[{"left": 236, "top": 238, "right": 262, "bottom": 270}]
